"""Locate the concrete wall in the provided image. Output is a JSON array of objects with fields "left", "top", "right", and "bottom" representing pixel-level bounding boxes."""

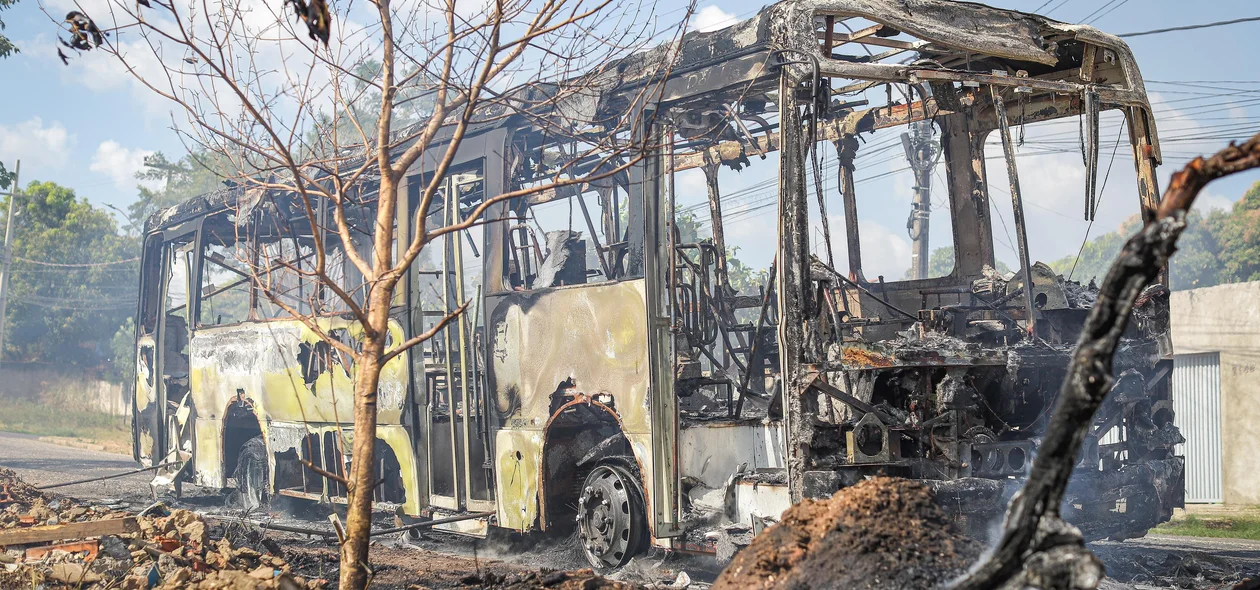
[
  {"left": 0, "top": 362, "right": 131, "bottom": 417},
  {"left": 1172, "top": 281, "right": 1260, "bottom": 505}
]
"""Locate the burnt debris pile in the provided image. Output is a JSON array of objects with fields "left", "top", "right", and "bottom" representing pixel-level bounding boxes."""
[
  {"left": 714, "top": 477, "right": 982, "bottom": 590},
  {"left": 0, "top": 468, "right": 324, "bottom": 589}
]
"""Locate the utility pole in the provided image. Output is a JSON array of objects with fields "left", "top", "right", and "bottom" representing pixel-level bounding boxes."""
[
  {"left": 0, "top": 160, "right": 19, "bottom": 359},
  {"left": 902, "top": 120, "right": 939, "bottom": 280}
]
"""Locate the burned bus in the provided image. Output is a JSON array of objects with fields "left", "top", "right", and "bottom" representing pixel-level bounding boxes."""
[{"left": 132, "top": 0, "right": 1183, "bottom": 568}]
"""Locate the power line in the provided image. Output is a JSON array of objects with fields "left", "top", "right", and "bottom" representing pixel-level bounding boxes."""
[
  {"left": 1081, "top": 0, "right": 1122, "bottom": 23},
  {"left": 1119, "top": 16, "right": 1260, "bottom": 38},
  {"left": 1042, "top": 0, "right": 1075, "bottom": 17},
  {"left": 1085, "top": 0, "right": 1131, "bottom": 24},
  {"left": 1149, "top": 80, "right": 1260, "bottom": 85}
]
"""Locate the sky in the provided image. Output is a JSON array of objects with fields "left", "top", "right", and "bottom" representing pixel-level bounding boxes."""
[{"left": 1, "top": 0, "right": 1259, "bottom": 280}]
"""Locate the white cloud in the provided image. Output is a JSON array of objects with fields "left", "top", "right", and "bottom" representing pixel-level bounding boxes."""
[
  {"left": 1195, "top": 190, "right": 1233, "bottom": 213},
  {"left": 815, "top": 213, "right": 912, "bottom": 280},
  {"left": 693, "top": 5, "right": 736, "bottom": 33},
  {"left": 855, "top": 220, "right": 912, "bottom": 280},
  {"left": 676, "top": 169, "right": 709, "bottom": 201},
  {"left": 0, "top": 117, "right": 76, "bottom": 178},
  {"left": 89, "top": 140, "right": 159, "bottom": 194}
]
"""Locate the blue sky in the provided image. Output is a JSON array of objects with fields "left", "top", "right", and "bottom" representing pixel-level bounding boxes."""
[{"left": 2, "top": 0, "right": 1259, "bottom": 277}]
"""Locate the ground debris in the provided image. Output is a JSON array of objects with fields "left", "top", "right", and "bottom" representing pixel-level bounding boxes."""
[
  {"left": 461, "top": 568, "right": 643, "bottom": 589},
  {"left": 713, "top": 477, "right": 982, "bottom": 590},
  {"left": 1092, "top": 543, "right": 1258, "bottom": 590},
  {"left": 0, "top": 468, "right": 49, "bottom": 507},
  {"left": 0, "top": 468, "right": 325, "bottom": 589}
]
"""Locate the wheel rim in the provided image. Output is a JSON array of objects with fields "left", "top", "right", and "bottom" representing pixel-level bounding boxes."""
[{"left": 577, "top": 465, "right": 641, "bottom": 568}]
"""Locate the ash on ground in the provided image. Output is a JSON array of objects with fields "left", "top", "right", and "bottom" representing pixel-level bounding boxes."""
[{"left": 713, "top": 477, "right": 982, "bottom": 589}]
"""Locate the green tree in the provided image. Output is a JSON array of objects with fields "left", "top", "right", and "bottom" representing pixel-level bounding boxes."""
[
  {"left": 1167, "top": 209, "right": 1224, "bottom": 289},
  {"left": 1, "top": 181, "right": 137, "bottom": 366},
  {"left": 0, "top": 0, "right": 18, "bottom": 58},
  {"left": 1049, "top": 216, "right": 1143, "bottom": 285},
  {"left": 305, "top": 59, "right": 436, "bottom": 159},
  {"left": 1048, "top": 208, "right": 1228, "bottom": 290},
  {"left": 902, "top": 247, "right": 1010, "bottom": 280},
  {"left": 126, "top": 150, "right": 228, "bottom": 233},
  {"left": 1208, "top": 181, "right": 1260, "bottom": 283},
  {"left": 108, "top": 318, "right": 136, "bottom": 383},
  {"left": 0, "top": 161, "right": 14, "bottom": 189}
]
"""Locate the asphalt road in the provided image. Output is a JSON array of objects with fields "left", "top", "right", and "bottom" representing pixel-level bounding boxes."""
[{"left": 0, "top": 431, "right": 153, "bottom": 503}]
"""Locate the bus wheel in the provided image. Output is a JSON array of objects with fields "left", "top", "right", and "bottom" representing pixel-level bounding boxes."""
[
  {"left": 577, "top": 463, "right": 646, "bottom": 569},
  {"left": 232, "top": 436, "right": 269, "bottom": 511}
]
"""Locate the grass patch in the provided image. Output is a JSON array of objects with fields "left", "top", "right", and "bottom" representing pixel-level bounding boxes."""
[
  {"left": 0, "top": 397, "right": 131, "bottom": 452},
  {"left": 1155, "top": 514, "right": 1260, "bottom": 541}
]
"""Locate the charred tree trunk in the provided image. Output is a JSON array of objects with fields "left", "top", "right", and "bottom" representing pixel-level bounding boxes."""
[{"left": 952, "top": 132, "right": 1260, "bottom": 590}]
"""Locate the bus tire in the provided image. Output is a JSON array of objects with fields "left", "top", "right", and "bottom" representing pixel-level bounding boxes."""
[
  {"left": 576, "top": 462, "right": 647, "bottom": 569},
  {"left": 232, "top": 436, "right": 268, "bottom": 511}
]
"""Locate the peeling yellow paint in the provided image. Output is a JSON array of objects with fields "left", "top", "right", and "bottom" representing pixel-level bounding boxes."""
[
  {"left": 494, "top": 429, "right": 542, "bottom": 530},
  {"left": 376, "top": 425, "right": 423, "bottom": 515},
  {"left": 193, "top": 418, "right": 223, "bottom": 487},
  {"left": 180, "top": 316, "right": 415, "bottom": 500},
  {"left": 489, "top": 280, "right": 655, "bottom": 532}
]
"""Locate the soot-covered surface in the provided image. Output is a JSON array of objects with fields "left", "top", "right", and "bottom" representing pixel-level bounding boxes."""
[{"left": 714, "top": 477, "right": 983, "bottom": 590}]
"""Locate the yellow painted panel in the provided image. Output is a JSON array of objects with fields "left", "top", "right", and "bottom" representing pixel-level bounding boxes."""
[
  {"left": 494, "top": 429, "right": 543, "bottom": 531},
  {"left": 489, "top": 281, "right": 651, "bottom": 433},
  {"left": 187, "top": 318, "right": 409, "bottom": 425},
  {"left": 193, "top": 418, "right": 224, "bottom": 487}
]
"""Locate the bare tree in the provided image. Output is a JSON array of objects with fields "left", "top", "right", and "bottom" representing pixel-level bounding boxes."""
[
  {"left": 49, "top": 0, "right": 688, "bottom": 586},
  {"left": 953, "top": 130, "right": 1260, "bottom": 590}
]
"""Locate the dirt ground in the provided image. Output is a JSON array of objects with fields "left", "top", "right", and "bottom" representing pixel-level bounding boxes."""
[
  {"left": 2, "top": 433, "right": 1259, "bottom": 589},
  {"left": 281, "top": 545, "right": 649, "bottom": 589},
  {"left": 713, "top": 478, "right": 982, "bottom": 590}
]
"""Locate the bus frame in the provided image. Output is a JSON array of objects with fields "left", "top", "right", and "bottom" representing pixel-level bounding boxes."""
[{"left": 133, "top": 0, "right": 1183, "bottom": 568}]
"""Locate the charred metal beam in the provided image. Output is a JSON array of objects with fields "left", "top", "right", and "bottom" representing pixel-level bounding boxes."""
[
  {"left": 778, "top": 73, "right": 812, "bottom": 504},
  {"left": 702, "top": 152, "right": 729, "bottom": 292},
  {"left": 734, "top": 259, "right": 776, "bottom": 419},
  {"left": 527, "top": 100, "right": 954, "bottom": 208},
  {"left": 808, "top": 376, "right": 886, "bottom": 423},
  {"left": 990, "top": 87, "right": 1039, "bottom": 337},
  {"left": 951, "top": 130, "right": 1260, "bottom": 590},
  {"left": 574, "top": 192, "right": 614, "bottom": 279},
  {"left": 834, "top": 134, "right": 863, "bottom": 280}
]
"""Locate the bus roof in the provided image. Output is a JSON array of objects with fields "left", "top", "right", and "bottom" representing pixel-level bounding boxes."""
[{"left": 145, "top": 0, "right": 1152, "bottom": 235}]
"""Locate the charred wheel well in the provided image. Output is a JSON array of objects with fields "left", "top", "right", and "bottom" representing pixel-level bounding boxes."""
[{"left": 540, "top": 400, "right": 636, "bottom": 533}]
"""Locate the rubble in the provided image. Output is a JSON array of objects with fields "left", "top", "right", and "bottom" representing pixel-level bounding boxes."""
[
  {"left": 0, "top": 468, "right": 326, "bottom": 589},
  {"left": 462, "top": 568, "right": 643, "bottom": 589},
  {"left": 714, "top": 477, "right": 982, "bottom": 589}
]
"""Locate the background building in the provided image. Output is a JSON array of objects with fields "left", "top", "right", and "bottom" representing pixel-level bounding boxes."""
[{"left": 1171, "top": 281, "right": 1260, "bottom": 504}]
